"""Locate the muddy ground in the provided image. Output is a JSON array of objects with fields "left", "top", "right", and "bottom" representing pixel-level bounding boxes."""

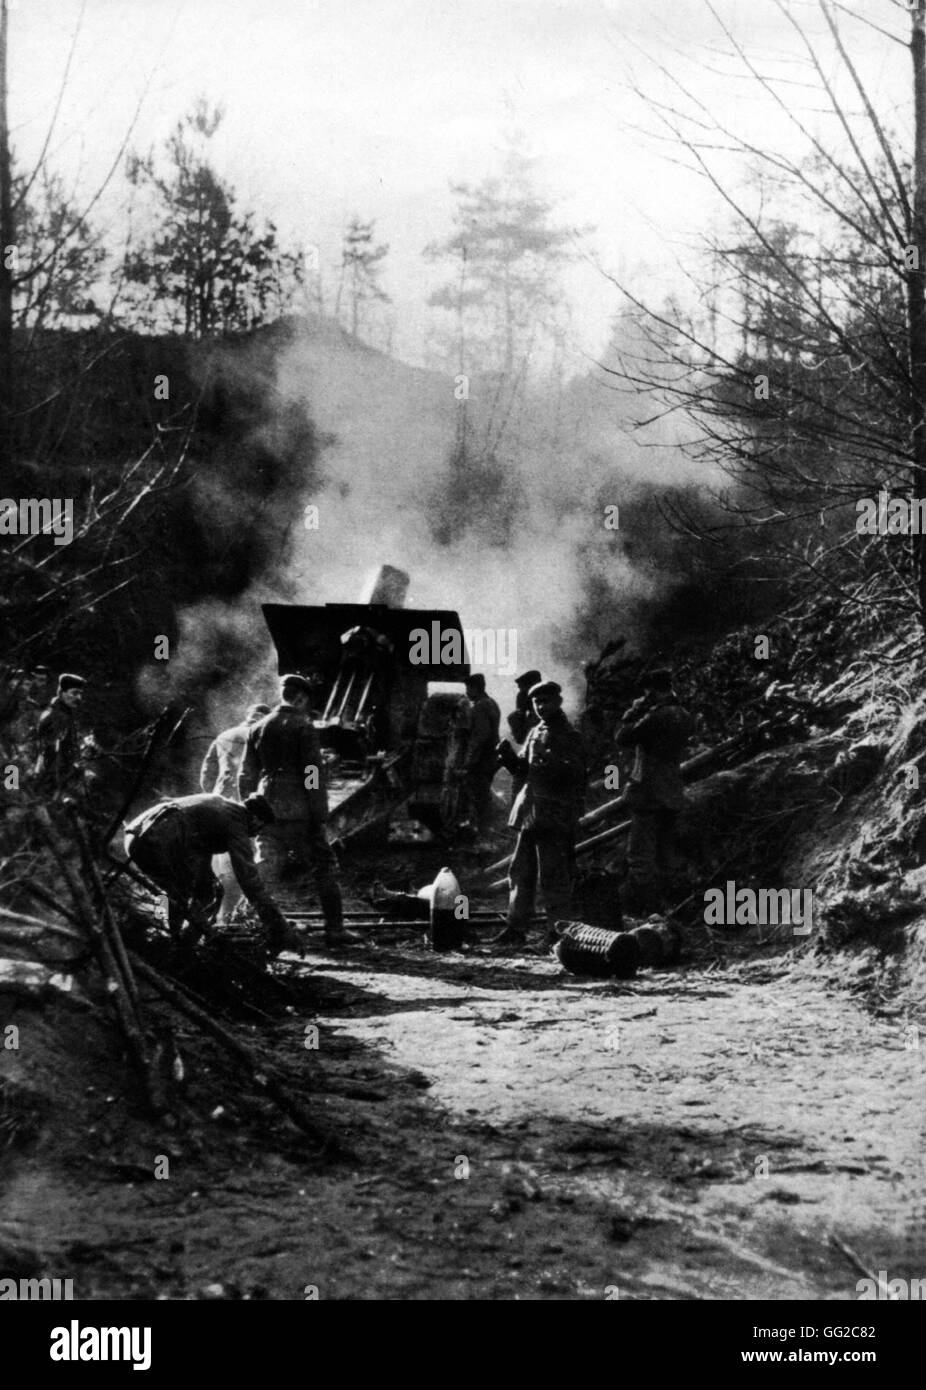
[{"left": 2, "top": 896, "right": 925, "bottom": 1302}]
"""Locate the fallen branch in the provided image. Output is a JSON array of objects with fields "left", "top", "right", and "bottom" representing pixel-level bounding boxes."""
[
  {"left": 66, "top": 805, "right": 140, "bottom": 1012},
  {"left": 100, "top": 706, "right": 192, "bottom": 856},
  {"left": 32, "top": 807, "right": 160, "bottom": 1112},
  {"left": 830, "top": 1232, "right": 888, "bottom": 1294},
  {"left": 0, "top": 905, "right": 84, "bottom": 942},
  {"left": 129, "top": 953, "right": 345, "bottom": 1154}
]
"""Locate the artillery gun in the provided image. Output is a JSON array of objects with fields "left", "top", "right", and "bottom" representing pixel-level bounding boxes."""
[{"left": 261, "top": 566, "right": 470, "bottom": 847}]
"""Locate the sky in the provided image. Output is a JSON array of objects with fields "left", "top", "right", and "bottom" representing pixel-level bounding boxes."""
[{"left": 8, "top": 0, "right": 914, "bottom": 370}]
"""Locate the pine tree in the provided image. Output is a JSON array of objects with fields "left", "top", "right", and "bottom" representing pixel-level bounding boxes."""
[
  {"left": 122, "top": 99, "right": 304, "bottom": 337},
  {"left": 334, "top": 216, "right": 390, "bottom": 340}
]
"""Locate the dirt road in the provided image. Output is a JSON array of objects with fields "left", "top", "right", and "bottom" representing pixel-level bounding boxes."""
[{"left": 6, "top": 939, "right": 923, "bottom": 1301}]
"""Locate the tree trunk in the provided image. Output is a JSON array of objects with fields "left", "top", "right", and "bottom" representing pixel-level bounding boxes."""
[
  {"left": 0, "top": 0, "right": 13, "bottom": 460},
  {"left": 909, "top": 0, "right": 926, "bottom": 624}
]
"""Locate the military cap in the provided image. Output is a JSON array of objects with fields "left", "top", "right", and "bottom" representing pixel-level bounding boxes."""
[
  {"left": 279, "top": 672, "right": 311, "bottom": 694},
  {"left": 515, "top": 669, "right": 542, "bottom": 689},
  {"left": 57, "top": 672, "right": 86, "bottom": 693},
  {"left": 529, "top": 679, "right": 562, "bottom": 701},
  {"left": 243, "top": 793, "right": 275, "bottom": 825}
]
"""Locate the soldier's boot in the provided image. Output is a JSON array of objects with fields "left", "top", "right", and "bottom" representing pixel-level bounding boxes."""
[
  {"left": 488, "top": 922, "right": 528, "bottom": 952},
  {"left": 319, "top": 882, "right": 362, "bottom": 948},
  {"left": 268, "top": 919, "right": 308, "bottom": 959},
  {"left": 537, "top": 920, "right": 565, "bottom": 954}
]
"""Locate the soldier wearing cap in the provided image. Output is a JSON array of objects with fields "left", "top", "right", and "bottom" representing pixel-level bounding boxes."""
[
  {"left": 200, "top": 701, "right": 272, "bottom": 925},
  {"left": 200, "top": 702, "right": 272, "bottom": 799},
  {"left": 34, "top": 673, "right": 87, "bottom": 793},
  {"left": 506, "top": 668, "right": 542, "bottom": 806},
  {"left": 507, "top": 669, "right": 542, "bottom": 745},
  {"left": 615, "top": 666, "right": 694, "bottom": 913},
  {"left": 239, "top": 674, "right": 353, "bottom": 948},
  {"left": 461, "top": 673, "right": 501, "bottom": 834},
  {"left": 124, "top": 792, "right": 291, "bottom": 952},
  {"left": 494, "top": 680, "right": 586, "bottom": 951}
]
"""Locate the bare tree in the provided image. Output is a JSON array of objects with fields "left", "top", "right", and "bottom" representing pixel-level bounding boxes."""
[
  {"left": 600, "top": 0, "right": 926, "bottom": 624},
  {"left": 0, "top": 0, "right": 151, "bottom": 454},
  {"left": 0, "top": 0, "right": 14, "bottom": 456}
]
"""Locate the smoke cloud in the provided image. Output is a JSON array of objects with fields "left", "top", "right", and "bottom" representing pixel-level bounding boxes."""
[{"left": 138, "top": 313, "right": 701, "bottom": 733}]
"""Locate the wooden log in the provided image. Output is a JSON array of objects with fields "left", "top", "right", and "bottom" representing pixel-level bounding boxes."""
[
  {"left": 66, "top": 805, "right": 140, "bottom": 1012},
  {"left": 479, "top": 721, "right": 777, "bottom": 886},
  {"left": 0, "top": 905, "right": 84, "bottom": 942}
]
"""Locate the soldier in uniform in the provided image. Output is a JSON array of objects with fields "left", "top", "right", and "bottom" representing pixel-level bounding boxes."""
[
  {"left": 239, "top": 673, "right": 353, "bottom": 948},
  {"left": 440, "top": 694, "right": 473, "bottom": 836},
  {"left": 200, "top": 703, "right": 271, "bottom": 797},
  {"left": 124, "top": 792, "right": 290, "bottom": 951},
  {"left": 200, "top": 701, "right": 271, "bottom": 925},
  {"left": 34, "top": 673, "right": 86, "bottom": 793},
  {"left": 461, "top": 673, "right": 500, "bottom": 835},
  {"left": 506, "top": 669, "right": 542, "bottom": 745},
  {"left": 493, "top": 680, "right": 586, "bottom": 951},
  {"left": 505, "top": 668, "right": 541, "bottom": 805},
  {"left": 615, "top": 667, "right": 694, "bottom": 914}
]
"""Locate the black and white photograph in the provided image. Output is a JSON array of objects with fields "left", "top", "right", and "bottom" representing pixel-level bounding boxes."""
[{"left": 1, "top": 0, "right": 924, "bottom": 1340}]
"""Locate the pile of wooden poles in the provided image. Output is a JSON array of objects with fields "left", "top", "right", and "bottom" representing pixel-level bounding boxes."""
[
  {"left": 477, "top": 721, "right": 776, "bottom": 892},
  {"left": 25, "top": 802, "right": 335, "bottom": 1149}
]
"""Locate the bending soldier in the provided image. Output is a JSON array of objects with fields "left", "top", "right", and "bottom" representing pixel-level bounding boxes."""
[
  {"left": 124, "top": 792, "right": 289, "bottom": 951},
  {"left": 239, "top": 673, "right": 354, "bottom": 948},
  {"left": 493, "top": 680, "right": 586, "bottom": 952}
]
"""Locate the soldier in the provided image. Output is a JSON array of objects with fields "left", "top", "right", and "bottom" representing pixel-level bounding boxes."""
[
  {"left": 124, "top": 792, "right": 290, "bottom": 951},
  {"left": 493, "top": 680, "right": 586, "bottom": 952},
  {"left": 615, "top": 667, "right": 694, "bottom": 914},
  {"left": 505, "top": 668, "right": 541, "bottom": 805},
  {"left": 200, "top": 703, "right": 271, "bottom": 797},
  {"left": 462, "top": 673, "right": 500, "bottom": 835},
  {"left": 200, "top": 702, "right": 271, "bottom": 926},
  {"left": 34, "top": 673, "right": 86, "bottom": 793},
  {"left": 440, "top": 694, "right": 473, "bottom": 835},
  {"left": 506, "top": 669, "right": 542, "bottom": 746},
  {"left": 239, "top": 673, "right": 354, "bottom": 948}
]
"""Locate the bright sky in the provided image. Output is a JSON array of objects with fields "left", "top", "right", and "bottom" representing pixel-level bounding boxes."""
[{"left": 7, "top": 0, "right": 914, "bottom": 368}]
